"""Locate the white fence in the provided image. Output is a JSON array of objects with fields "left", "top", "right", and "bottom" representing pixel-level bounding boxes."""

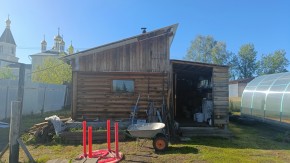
[{"left": 0, "top": 79, "right": 67, "bottom": 120}]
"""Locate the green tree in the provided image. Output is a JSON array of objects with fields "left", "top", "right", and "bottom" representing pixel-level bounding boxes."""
[
  {"left": 185, "top": 35, "right": 237, "bottom": 79},
  {"left": 0, "top": 66, "right": 16, "bottom": 79},
  {"left": 185, "top": 35, "right": 231, "bottom": 65},
  {"left": 32, "top": 56, "right": 72, "bottom": 84},
  {"left": 257, "top": 50, "right": 289, "bottom": 75},
  {"left": 235, "top": 44, "right": 258, "bottom": 79},
  {"left": 228, "top": 54, "right": 239, "bottom": 80}
]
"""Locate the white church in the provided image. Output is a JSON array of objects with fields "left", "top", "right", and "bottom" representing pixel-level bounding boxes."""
[
  {"left": 30, "top": 28, "right": 74, "bottom": 73},
  {"left": 0, "top": 16, "right": 18, "bottom": 65},
  {"left": 0, "top": 16, "right": 74, "bottom": 80}
]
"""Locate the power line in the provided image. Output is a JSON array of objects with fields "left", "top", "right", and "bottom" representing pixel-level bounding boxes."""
[{"left": 17, "top": 46, "right": 88, "bottom": 50}]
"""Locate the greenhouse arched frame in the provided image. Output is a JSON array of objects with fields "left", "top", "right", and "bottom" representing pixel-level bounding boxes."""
[{"left": 241, "top": 72, "right": 290, "bottom": 124}]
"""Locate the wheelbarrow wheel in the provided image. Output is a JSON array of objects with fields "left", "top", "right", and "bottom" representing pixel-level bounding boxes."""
[{"left": 153, "top": 135, "right": 168, "bottom": 152}]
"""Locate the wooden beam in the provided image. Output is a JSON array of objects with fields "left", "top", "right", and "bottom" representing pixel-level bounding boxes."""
[
  {"left": 9, "top": 101, "right": 21, "bottom": 163},
  {"left": 17, "top": 63, "right": 25, "bottom": 116},
  {"left": 72, "top": 71, "right": 78, "bottom": 120},
  {"left": 17, "top": 138, "right": 35, "bottom": 163}
]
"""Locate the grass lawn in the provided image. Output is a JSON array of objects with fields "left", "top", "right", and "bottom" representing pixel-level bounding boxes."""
[{"left": 1, "top": 110, "right": 290, "bottom": 163}]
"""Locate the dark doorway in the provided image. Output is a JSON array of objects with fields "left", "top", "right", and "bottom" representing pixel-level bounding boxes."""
[{"left": 172, "top": 62, "right": 213, "bottom": 127}]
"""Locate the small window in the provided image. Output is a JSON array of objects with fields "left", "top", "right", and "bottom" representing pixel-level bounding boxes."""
[
  {"left": 112, "top": 80, "right": 134, "bottom": 93},
  {"left": 11, "top": 47, "right": 14, "bottom": 54}
]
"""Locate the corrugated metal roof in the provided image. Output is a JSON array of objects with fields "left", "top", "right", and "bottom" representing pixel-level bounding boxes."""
[{"left": 0, "top": 27, "right": 16, "bottom": 45}]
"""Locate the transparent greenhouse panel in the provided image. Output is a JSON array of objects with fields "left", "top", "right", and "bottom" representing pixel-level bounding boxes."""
[
  {"left": 241, "top": 107, "right": 251, "bottom": 115},
  {"left": 241, "top": 92, "right": 254, "bottom": 113},
  {"left": 241, "top": 72, "right": 290, "bottom": 124},
  {"left": 265, "top": 110, "right": 281, "bottom": 122},
  {"left": 252, "top": 108, "right": 264, "bottom": 118},
  {"left": 274, "top": 78, "right": 290, "bottom": 86},
  {"left": 251, "top": 92, "right": 266, "bottom": 118},
  {"left": 265, "top": 93, "right": 283, "bottom": 111},
  {"left": 281, "top": 93, "right": 290, "bottom": 123},
  {"left": 265, "top": 92, "right": 283, "bottom": 121},
  {"left": 246, "top": 76, "right": 264, "bottom": 87}
]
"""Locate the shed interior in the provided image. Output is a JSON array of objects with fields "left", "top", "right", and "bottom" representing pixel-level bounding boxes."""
[{"left": 172, "top": 62, "right": 213, "bottom": 127}]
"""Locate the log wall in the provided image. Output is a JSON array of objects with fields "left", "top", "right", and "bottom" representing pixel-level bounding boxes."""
[{"left": 73, "top": 72, "right": 168, "bottom": 121}]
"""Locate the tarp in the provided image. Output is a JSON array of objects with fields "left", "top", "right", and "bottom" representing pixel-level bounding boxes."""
[
  {"left": 0, "top": 121, "right": 9, "bottom": 128},
  {"left": 45, "top": 115, "right": 66, "bottom": 136}
]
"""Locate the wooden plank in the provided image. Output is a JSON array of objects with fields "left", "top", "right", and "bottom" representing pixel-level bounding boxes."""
[
  {"left": 77, "top": 71, "right": 168, "bottom": 76},
  {"left": 75, "top": 34, "right": 170, "bottom": 72},
  {"left": 214, "top": 110, "right": 229, "bottom": 114},
  {"left": 212, "top": 77, "right": 228, "bottom": 82},
  {"left": 17, "top": 138, "right": 35, "bottom": 163},
  {"left": 213, "top": 86, "right": 228, "bottom": 91},
  {"left": 72, "top": 72, "right": 78, "bottom": 119},
  {"left": 213, "top": 91, "right": 229, "bottom": 97},
  {"left": 75, "top": 72, "right": 168, "bottom": 120},
  {"left": 214, "top": 105, "right": 229, "bottom": 109},
  {"left": 213, "top": 73, "right": 229, "bottom": 78},
  {"left": 214, "top": 101, "right": 229, "bottom": 106},
  {"left": 9, "top": 101, "right": 21, "bottom": 163},
  {"left": 213, "top": 67, "right": 229, "bottom": 73},
  {"left": 212, "top": 83, "right": 228, "bottom": 87},
  {"left": 214, "top": 119, "right": 228, "bottom": 125},
  {"left": 213, "top": 96, "right": 229, "bottom": 101}
]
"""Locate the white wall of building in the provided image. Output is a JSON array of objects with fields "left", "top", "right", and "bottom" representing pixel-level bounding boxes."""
[{"left": 0, "top": 42, "right": 18, "bottom": 62}]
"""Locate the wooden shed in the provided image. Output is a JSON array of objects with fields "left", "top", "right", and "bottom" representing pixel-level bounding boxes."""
[
  {"left": 63, "top": 24, "right": 229, "bottom": 134},
  {"left": 170, "top": 60, "right": 229, "bottom": 129}
]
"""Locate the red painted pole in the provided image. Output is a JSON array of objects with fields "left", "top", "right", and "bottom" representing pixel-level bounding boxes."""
[
  {"left": 82, "top": 121, "right": 87, "bottom": 157},
  {"left": 107, "top": 120, "right": 111, "bottom": 151},
  {"left": 88, "top": 126, "right": 93, "bottom": 158},
  {"left": 115, "top": 122, "right": 119, "bottom": 158}
]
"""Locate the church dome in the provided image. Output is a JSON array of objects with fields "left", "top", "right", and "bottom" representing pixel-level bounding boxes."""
[
  {"left": 54, "top": 35, "right": 62, "bottom": 41},
  {"left": 41, "top": 39, "right": 47, "bottom": 45},
  {"left": 54, "top": 28, "right": 63, "bottom": 41},
  {"left": 6, "top": 19, "right": 11, "bottom": 28},
  {"left": 0, "top": 16, "right": 16, "bottom": 45}
]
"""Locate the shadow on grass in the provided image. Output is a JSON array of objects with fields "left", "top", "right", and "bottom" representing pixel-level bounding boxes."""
[
  {"left": 124, "top": 146, "right": 198, "bottom": 163},
  {"left": 161, "top": 146, "right": 198, "bottom": 154},
  {"left": 180, "top": 121, "right": 290, "bottom": 150}
]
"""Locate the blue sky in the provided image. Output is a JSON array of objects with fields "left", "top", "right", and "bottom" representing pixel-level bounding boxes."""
[{"left": 1, "top": 0, "right": 290, "bottom": 69}]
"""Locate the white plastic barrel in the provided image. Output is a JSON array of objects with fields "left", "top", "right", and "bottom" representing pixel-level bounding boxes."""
[{"left": 195, "top": 113, "right": 204, "bottom": 122}]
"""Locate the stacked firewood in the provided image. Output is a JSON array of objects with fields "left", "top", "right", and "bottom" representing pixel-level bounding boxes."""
[{"left": 27, "top": 117, "right": 71, "bottom": 143}]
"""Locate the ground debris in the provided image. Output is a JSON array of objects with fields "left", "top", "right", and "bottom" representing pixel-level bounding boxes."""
[{"left": 27, "top": 117, "right": 71, "bottom": 143}]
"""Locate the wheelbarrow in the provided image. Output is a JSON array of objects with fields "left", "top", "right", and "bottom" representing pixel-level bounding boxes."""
[{"left": 127, "top": 122, "right": 168, "bottom": 152}]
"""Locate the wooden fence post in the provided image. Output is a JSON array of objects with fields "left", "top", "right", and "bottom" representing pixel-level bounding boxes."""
[
  {"left": 9, "top": 101, "right": 21, "bottom": 163},
  {"left": 5, "top": 86, "right": 9, "bottom": 120}
]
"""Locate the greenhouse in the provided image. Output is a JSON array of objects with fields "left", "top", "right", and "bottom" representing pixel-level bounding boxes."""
[{"left": 241, "top": 72, "right": 290, "bottom": 125}]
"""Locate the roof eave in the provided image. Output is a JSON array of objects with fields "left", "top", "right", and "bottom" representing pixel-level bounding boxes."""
[
  {"left": 62, "top": 23, "right": 179, "bottom": 61},
  {"left": 170, "top": 59, "right": 229, "bottom": 68}
]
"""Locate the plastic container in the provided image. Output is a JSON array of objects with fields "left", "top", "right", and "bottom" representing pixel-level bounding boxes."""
[{"left": 195, "top": 113, "right": 204, "bottom": 122}]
